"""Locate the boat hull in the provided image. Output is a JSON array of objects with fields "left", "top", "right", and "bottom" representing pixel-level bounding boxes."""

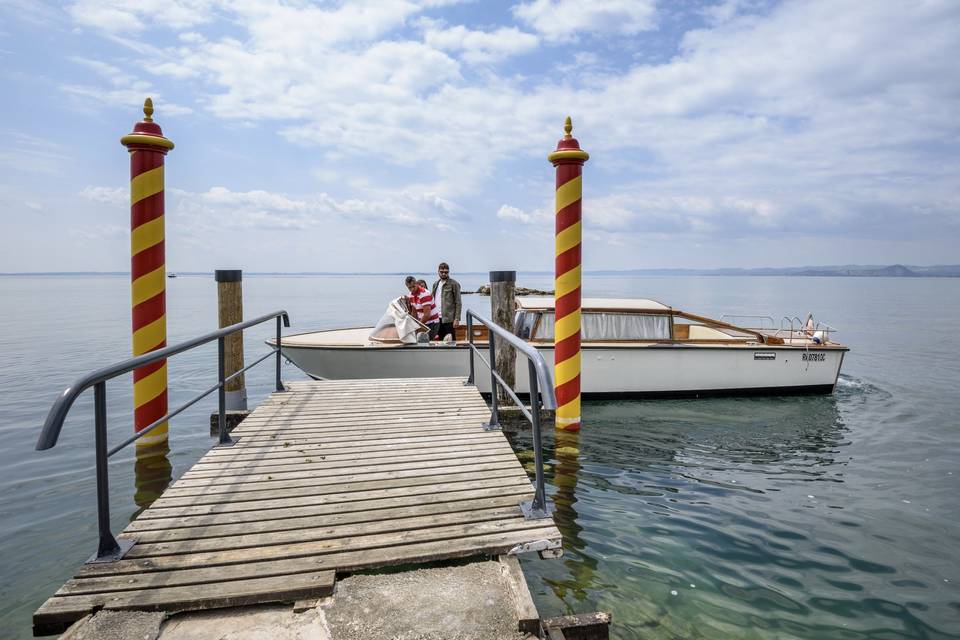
[{"left": 279, "top": 343, "right": 846, "bottom": 398}]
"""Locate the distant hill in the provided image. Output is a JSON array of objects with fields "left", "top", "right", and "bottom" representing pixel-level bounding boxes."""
[
  {"left": 586, "top": 264, "right": 960, "bottom": 277},
  {"left": 792, "top": 264, "right": 919, "bottom": 277}
]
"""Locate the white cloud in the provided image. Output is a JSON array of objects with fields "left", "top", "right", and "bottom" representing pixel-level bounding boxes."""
[
  {"left": 200, "top": 186, "right": 308, "bottom": 212},
  {"left": 70, "top": 57, "right": 126, "bottom": 81},
  {"left": 76, "top": 182, "right": 465, "bottom": 233},
  {"left": 43, "top": 0, "right": 960, "bottom": 264},
  {"left": 68, "top": 224, "right": 127, "bottom": 241},
  {"left": 80, "top": 186, "right": 127, "bottom": 205},
  {"left": 497, "top": 203, "right": 553, "bottom": 224},
  {"left": 583, "top": 193, "right": 787, "bottom": 235},
  {"left": 64, "top": 55, "right": 193, "bottom": 115},
  {"left": 422, "top": 22, "right": 539, "bottom": 63},
  {"left": 61, "top": 83, "right": 194, "bottom": 115},
  {"left": 145, "top": 184, "right": 464, "bottom": 238},
  {"left": 512, "top": 0, "right": 657, "bottom": 40},
  {"left": 0, "top": 132, "right": 71, "bottom": 174},
  {"left": 68, "top": 0, "right": 216, "bottom": 33},
  {"left": 497, "top": 204, "right": 534, "bottom": 223}
]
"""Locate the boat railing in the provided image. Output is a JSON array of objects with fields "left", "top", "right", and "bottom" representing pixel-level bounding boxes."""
[
  {"left": 776, "top": 316, "right": 837, "bottom": 341},
  {"left": 464, "top": 309, "right": 556, "bottom": 521},
  {"left": 719, "top": 314, "right": 776, "bottom": 330},
  {"left": 34, "top": 310, "right": 291, "bottom": 563}
]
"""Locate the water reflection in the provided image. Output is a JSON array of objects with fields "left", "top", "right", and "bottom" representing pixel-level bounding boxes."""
[
  {"left": 544, "top": 431, "right": 602, "bottom": 606},
  {"left": 580, "top": 395, "right": 849, "bottom": 497},
  {"left": 504, "top": 394, "right": 913, "bottom": 638},
  {"left": 131, "top": 440, "right": 172, "bottom": 520}
]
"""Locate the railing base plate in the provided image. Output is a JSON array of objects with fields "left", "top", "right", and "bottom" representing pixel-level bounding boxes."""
[
  {"left": 215, "top": 437, "right": 241, "bottom": 447},
  {"left": 482, "top": 422, "right": 502, "bottom": 431},
  {"left": 86, "top": 538, "right": 135, "bottom": 564},
  {"left": 519, "top": 500, "right": 553, "bottom": 520}
]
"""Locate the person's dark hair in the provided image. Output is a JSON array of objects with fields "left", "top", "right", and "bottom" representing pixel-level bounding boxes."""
[
  {"left": 404, "top": 275, "right": 416, "bottom": 285},
  {"left": 438, "top": 262, "right": 449, "bottom": 270},
  {"left": 417, "top": 279, "right": 428, "bottom": 289}
]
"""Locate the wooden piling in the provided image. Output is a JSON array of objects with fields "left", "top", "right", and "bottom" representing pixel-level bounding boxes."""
[
  {"left": 216, "top": 270, "right": 246, "bottom": 410},
  {"left": 489, "top": 271, "right": 516, "bottom": 406},
  {"left": 542, "top": 612, "right": 611, "bottom": 640}
]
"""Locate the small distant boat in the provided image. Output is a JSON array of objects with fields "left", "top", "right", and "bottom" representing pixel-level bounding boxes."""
[
  {"left": 167, "top": 273, "right": 177, "bottom": 278},
  {"left": 271, "top": 297, "right": 848, "bottom": 398}
]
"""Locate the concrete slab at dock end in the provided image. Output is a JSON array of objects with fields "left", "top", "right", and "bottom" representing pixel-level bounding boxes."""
[{"left": 61, "top": 558, "right": 539, "bottom": 640}]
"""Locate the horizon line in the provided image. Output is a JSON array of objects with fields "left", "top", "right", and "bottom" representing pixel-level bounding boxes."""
[{"left": 2, "top": 263, "right": 959, "bottom": 277}]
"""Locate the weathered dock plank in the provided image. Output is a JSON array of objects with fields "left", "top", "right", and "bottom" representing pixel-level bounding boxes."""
[{"left": 34, "top": 377, "right": 561, "bottom": 635}]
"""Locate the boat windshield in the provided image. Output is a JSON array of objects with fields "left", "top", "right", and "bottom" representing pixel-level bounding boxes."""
[
  {"left": 532, "top": 312, "right": 671, "bottom": 341},
  {"left": 515, "top": 311, "right": 538, "bottom": 339}
]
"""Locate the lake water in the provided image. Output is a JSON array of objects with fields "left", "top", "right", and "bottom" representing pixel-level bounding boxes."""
[{"left": 1, "top": 274, "right": 958, "bottom": 639}]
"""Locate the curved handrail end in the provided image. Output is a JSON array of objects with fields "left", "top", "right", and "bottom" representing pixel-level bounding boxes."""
[
  {"left": 35, "top": 310, "right": 291, "bottom": 453},
  {"left": 36, "top": 385, "right": 85, "bottom": 450}
]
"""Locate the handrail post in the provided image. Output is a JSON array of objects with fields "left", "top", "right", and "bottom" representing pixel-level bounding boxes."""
[
  {"left": 275, "top": 315, "right": 284, "bottom": 392},
  {"left": 527, "top": 360, "right": 548, "bottom": 517},
  {"left": 217, "top": 336, "right": 232, "bottom": 445},
  {"left": 92, "top": 382, "right": 123, "bottom": 561},
  {"left": 465, "top": 313, "right": 475, "bottom": 386},
  {"left": 483, "top": 329, "right": 500, "bottom": 430}
]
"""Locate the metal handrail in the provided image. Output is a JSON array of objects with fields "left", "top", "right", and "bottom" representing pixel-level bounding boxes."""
[
  {"left": 34, "top": 310, "right": 290, "bottom": 562},
  {"left": 464, "top": 309, "right": 556, "bottom": 520}
]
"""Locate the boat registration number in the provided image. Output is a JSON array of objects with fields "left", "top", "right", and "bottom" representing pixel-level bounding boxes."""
[{"left": 802, "top": 353, "right": 826, "bottom": 362}]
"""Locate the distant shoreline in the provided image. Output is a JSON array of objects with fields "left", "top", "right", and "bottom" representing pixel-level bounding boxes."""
[{"left": 2, "top": 264, "right": 958, "bottom": 278}]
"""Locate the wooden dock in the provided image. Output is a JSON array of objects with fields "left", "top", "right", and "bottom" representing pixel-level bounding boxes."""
[{"left": 34, "top": 377, "right": 562, "bottom": 635}]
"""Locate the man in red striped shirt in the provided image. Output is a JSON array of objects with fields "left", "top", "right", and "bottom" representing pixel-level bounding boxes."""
[{"left": 405, "top": 275, "right": 440, "bottom": 339}]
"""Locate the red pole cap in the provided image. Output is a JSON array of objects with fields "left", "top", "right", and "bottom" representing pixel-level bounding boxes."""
[
  {"left": 547, "top": 116, "right": 589, "bottom": 166},
  {"left": 121, "top": 98, "right": 174, "bottom": 153}
]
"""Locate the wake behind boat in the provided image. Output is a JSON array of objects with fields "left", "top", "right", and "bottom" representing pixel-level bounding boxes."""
[{"left": 271, "top": 297, "right": 848, "bottom": 398}]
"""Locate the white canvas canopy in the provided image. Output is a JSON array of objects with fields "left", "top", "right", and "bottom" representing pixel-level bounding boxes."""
[{"left": 369, "top": 297, "right": 427, "bottom": 344}]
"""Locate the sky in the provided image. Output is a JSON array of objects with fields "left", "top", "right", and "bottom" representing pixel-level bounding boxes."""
[{"left": 0, "top": 0, "right": 958, "bottom": 273}]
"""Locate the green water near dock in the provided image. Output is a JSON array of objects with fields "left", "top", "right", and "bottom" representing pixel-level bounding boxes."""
[{"left": 0, "top": 274, "right": 958, "bottom": 638}]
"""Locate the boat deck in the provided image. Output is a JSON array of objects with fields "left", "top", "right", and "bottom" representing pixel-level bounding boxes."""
[{"left": 33, "top": 377, "right": 561, "bottom": 635}]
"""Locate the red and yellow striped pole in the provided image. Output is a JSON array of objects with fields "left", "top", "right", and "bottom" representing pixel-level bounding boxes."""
[
  {"left": 548, "top": 117, "right": 589, "bottom": 432},
  {"left": 121, "top": 98, "right": 174, "bottom": 450}
]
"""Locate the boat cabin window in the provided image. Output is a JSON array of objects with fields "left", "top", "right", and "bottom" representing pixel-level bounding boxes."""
[
  {"left": 515, "top": 311, "right": 538, "bottom": 339},
  {"left": 583, "top": 312, "right": 670, "bottom": 341},
  {"left": 529, "top": 311, "right": 671, "bottom": 341},
  {"left": 534, "top": 313, "right": 554, "bottom": 340}
]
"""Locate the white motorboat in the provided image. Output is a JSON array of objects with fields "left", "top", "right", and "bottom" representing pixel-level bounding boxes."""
[{"left": 271, "top": 297, "right": 848, "bottom": 398}]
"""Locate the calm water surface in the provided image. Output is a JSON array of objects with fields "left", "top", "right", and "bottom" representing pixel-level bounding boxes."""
[{"left": 0, "top": 275, "right": 958, "bottom": 639}]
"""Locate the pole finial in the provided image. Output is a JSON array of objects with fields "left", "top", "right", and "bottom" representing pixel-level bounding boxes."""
[
  {"left": 548, "top": 115, "right": 589, "bottom": 165},
  {"left": 121, "top": 96, "right": 174, "bottom": 152}
]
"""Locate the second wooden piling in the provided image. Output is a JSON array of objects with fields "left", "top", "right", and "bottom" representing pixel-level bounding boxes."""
[
  {"left": 215, "top": 269, "right": 246, "bottom": 410},
  {"left": 489, "top": 270, "right": 517, "bottom": 406},
  {"left": 209, "top": 270, "right": 248, "bottom": 435}
]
